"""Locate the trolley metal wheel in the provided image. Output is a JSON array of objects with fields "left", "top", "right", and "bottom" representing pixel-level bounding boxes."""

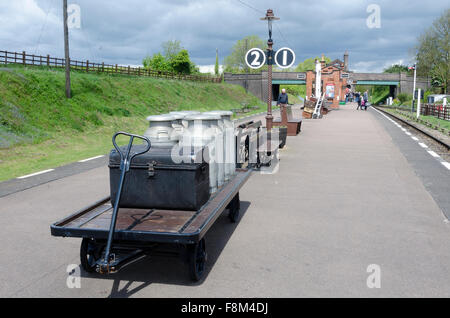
[
  {"left": 188, "top": 238, "right": 207, "bottom": 282},
  {"left": 80, "top": 238, "right": 104, "bottom": 273},
  {"left": 228, "top": 192, "right": 240, "bottom": 223}
]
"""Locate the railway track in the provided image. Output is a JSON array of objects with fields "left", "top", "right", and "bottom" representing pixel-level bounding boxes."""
[{"left": 374, "top": 106, "right": 450, "bottom": 162}]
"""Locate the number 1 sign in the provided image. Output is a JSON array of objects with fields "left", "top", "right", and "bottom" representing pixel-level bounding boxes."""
[{"left": 245, "top": 48, "right": 266, "bottom": 69}]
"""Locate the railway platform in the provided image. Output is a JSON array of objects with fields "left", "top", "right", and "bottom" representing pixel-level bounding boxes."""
[{"left": 0, "top": 103, "right": 450, "bottom": 297}]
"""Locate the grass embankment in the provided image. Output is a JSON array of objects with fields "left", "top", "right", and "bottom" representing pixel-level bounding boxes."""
[{"left": 0, "top": 65, "right": 265, "bottom": 181}]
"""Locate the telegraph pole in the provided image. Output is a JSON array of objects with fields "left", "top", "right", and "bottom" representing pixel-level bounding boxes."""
[
  {"left": 244, "top": 38, "right": 249, "bottom": 93},
  {"left": 63, "top": 0, "right": 71, "bottom": 98}
]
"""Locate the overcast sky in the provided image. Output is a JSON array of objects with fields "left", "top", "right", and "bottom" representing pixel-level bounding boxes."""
[{"left": 1, "top": 0, "right": 448, "bottom": 73}]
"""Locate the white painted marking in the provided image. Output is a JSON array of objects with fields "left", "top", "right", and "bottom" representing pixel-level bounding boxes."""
[
  {"left": 441, "top": 162, "right": 450, "bottom": 170},
  {"left": 411, "top": 136, "right": 419, "bottom": 141},
  {"left": 405, "top": 132, "right": 411, "bottom": 136},
  {"left": 418, "top": 142, "right": 428, "bottom": 148},
  {"left": 78, "top": 155, "right": 105, "bottom": 163},
  {"left": 427, "top": 150, "right": 440, "bottom": 158},
  {"left": 17, "top": 169, "right": 54, "bottom": 179}
]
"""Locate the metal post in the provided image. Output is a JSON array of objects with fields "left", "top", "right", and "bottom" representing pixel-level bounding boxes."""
[
  {"left": 411, "top": 64, "right": 416, "bottom": 112},
  {"left": 63, "top": 0, "right": 71, "bottom": 98},
  {"left": 416, "top": 89, "right": 421, "bottom": 119},
  {"left": 266, "top": 38, "right": 273, "bottom": 131}
]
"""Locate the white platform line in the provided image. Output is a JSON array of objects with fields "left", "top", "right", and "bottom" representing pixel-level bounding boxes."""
[
  {"left": 17, "top": 169, "right": 54, "bottom": 179},
  {"left": 427, "top": 150, "right": 440, "bottom": 158},
  {"left": 78, "top": 155, "right": 105, "bottom": 163},
  {"left": 373, "top": 108, "right": 450, "bottom": 171}
]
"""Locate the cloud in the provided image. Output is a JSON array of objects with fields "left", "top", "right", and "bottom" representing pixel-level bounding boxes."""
[{"left": 0, "top": 0, "right": 448, "bottom": 73}]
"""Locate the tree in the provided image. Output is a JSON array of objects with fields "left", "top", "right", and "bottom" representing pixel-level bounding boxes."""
[
  {"left": 295, "top": 56, "right": 331, "bottom": 72},
  {"left": 224, "top": 35, "right": 266, "bottom": 73},
  {"left": 143, "top": 40, "right": 197, "bottom": 75},
  {"left": 162, "top": 40, "right": 182, "bottom": 61},
  {"left": 383, "top": 64, "right": 411, "bottom": 74},
  {"left": 143, "top": 53, "right": 170, "bottom": 72},
  {"left": 414, "top": 9, "right": 449, "bottom": 93},
  {"left": 170, "top": 49, "right": 192, "bottom": 74},
  {"left": 215, "top": 48, "right": 219, "bottom": 75}
]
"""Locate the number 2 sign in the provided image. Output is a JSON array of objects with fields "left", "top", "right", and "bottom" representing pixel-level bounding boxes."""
[{"left": 245, "top": 48, "right": 266, "bottom": 69}]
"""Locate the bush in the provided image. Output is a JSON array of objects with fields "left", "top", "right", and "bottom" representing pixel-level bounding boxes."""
[{"left": 397, "top": 93, "right": 410, "bottom": 105}]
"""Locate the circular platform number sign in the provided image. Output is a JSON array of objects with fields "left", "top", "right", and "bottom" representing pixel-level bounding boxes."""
[
  {"left": 245, "top": 48, "right": 266, "bottom": 69},
  {"left": 274, "top": 47, "right": 295, "bottom": 69}
]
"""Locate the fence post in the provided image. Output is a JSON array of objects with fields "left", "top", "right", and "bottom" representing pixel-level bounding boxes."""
[
  {"left": 102, "top": 62, "right": 104, "bottom": 72},
  {"left": 22, "top": 51, "right": 26, "bottom": 65},
  {"left": 47, "top": 54, "right": 50, "bottom": 66},
  {"left": 128, "top": 65, "right": 130, "bottom": 75},
  {"left": 86, "top": 60, "right": 89, "bottom": 72}
]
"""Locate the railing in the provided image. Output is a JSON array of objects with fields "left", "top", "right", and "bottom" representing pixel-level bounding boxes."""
[
  {"left": 0, "top": 50, "right": 222, "bottom": 83},
  {"left": 420, "top": 104, "right": 449, "bottom": 121}
]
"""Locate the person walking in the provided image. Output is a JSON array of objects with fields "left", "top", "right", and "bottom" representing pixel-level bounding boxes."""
[
  {"left": 355, "top": 91, "right": 361, "bottom": 110},
  {"left": 363, "top": 90, "right": 369, "bottom": 110}
]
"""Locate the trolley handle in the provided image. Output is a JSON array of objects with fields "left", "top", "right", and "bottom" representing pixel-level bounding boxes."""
[{"left": 112, "top": 131, "right": 151, "bottom": 172}]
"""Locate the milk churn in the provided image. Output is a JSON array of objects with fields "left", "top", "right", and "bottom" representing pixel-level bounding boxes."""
[
  {"left": 170, "top": 111, "right": 201, "bottom": 128},
  {"left": 183, "top": 113, "right": 222, "bottom": 193},
  {"left": 144, "top": 114, "right": 179, "bottom": 148},
  {"left": 203, "top": 110, "right": 235, "bottom": 180}
]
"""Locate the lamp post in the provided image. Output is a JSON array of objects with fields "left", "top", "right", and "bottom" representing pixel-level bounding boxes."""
[{"left": 260, "top": 9, "right": 279, "bottom": 131}]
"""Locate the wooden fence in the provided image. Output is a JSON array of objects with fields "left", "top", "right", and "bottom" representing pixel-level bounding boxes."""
[
  {"left": 421, "top": 104, "right": 450, "bottom": 121},
  {"left": 0, "top": 50, "right": 222, "bottom": 83}
]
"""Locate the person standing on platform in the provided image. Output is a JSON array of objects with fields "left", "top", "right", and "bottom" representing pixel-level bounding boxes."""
[{"left": 277, "top": 88, "right": 289, "bottom": 106}]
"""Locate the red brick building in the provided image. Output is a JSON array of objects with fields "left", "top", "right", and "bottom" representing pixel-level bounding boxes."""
[{"left": 305, "top": 53, "right": 349, "bottom": 109}]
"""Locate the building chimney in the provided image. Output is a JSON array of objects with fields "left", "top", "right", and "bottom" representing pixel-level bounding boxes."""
[
  {"left": 320, "top": 54, "right": 326, "bottom": 69},
  {"left": 344, "top": 50, "right": 349, "bottom": 71}
]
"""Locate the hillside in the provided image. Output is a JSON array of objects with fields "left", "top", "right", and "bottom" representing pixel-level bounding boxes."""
[{"left": 0, "top": 65, "right": 264, "bottom": 181}]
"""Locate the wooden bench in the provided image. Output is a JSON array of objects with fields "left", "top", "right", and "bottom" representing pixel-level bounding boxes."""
[{"left": 273, "top": 104, "right": 302, "bottom": 136}]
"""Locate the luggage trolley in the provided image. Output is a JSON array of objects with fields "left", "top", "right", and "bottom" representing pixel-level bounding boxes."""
[{"left": 50, "top": 132, "right": 252, "bottom": 281}]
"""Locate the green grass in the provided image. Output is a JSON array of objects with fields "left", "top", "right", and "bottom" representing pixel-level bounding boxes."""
[
  {"left": 0, "top": 65, "right": 265, "bottom": 181},
  {"left": 383, "top": 108, "right": 450, "bottom": 133}
]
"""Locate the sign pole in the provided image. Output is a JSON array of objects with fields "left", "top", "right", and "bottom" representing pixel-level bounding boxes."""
[{"left": 63, "top": 0, "right": 71, "bottom": 98}]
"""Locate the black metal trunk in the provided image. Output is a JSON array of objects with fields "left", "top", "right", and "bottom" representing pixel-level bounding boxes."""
[{"left": 109, "top": 145, "right": 210, "bottom": 210}]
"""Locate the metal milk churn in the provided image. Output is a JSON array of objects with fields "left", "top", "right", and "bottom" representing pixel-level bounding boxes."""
[
  {"left": 204, "top": 110, "right": 236, "bottom": 181},
  {"left": 203, "top": 113, "right": 225, "bottom": 188},
  {"left": 166, "top": 113, "right": 185, "bottom": 140},
  {"left": 170, "top": 111, "right": 201, "bottom": 128},
  {"left": 144, "top": 114, "right": 179, "bottom": 148},
  {"left": 183, "top": 114, "right": 222, "bottom": 193}
]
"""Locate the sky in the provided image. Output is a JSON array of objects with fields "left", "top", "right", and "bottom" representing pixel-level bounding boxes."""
[{"left": 0, "top": 0, "right": 448, "bottom": 73}]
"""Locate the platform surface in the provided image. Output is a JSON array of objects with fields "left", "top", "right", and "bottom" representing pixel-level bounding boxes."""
[{"left": 1, "top": 104, "right": 450, "bottom": 297}]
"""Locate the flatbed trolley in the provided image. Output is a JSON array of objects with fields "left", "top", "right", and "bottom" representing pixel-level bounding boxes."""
[{"left": 51, "top": 166, "right": 251, "bottom": 281}]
